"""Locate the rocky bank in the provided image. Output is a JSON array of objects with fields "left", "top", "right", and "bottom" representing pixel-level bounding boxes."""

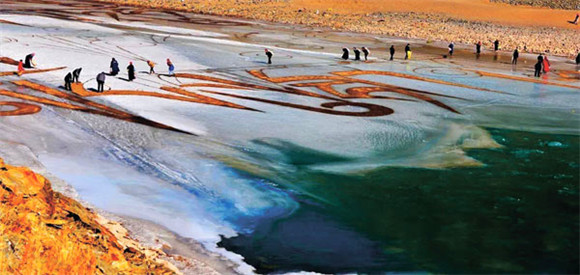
[{"left": 0, "top": 157, "right": 180, "bottom": 274}]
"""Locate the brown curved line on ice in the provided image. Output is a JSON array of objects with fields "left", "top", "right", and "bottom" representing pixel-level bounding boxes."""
[{"left": 0, "top": 101, "right": 41, "bottom": 116}]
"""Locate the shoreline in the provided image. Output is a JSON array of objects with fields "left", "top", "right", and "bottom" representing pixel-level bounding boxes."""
[
  {"left": 0, "top": 145, "right": 240, "bottom": 274},
  {"left": 0, "top": 156, "right": 182, "bottom": 274},
  {"left": 94, "top": 0, "right": 580, "bottom": 57}
]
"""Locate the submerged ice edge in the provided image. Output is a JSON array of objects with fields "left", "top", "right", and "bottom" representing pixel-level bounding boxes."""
[{"left": 0, "top": 109, "right": 299, "bottom": 275}]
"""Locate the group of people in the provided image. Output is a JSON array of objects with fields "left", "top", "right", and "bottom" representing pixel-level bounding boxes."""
[
  {"left": 145, "top": 59, "right": 174, "bottom": 75},
  {"left": 62, "top": 57, "right": 176, "bottom": 92},
  {"left": 15, "top": 43, "right": 580, "bottom": 93},
  {"left": 16, "top": 53, "right": 37, "bottom": 76},
  {"left": 341, "top": 47, "right": 371, "bottom": 61},
  {"left": 534, "top": 54, "right": 552, "bottom": 77},
  {"left": 340, "top": 44, "right": 412, "bottom": 61},
  {"left": 63, "top": 68, "right": 82, "bottom": 91}
]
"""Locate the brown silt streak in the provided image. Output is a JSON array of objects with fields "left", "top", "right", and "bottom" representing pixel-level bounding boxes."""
[
  {"left": 71, "top": 82, "right": 252, "bottom": 110},
  {"left": 5, "top": 83, "right": 193, "bottom": 135},
  {"left": 0, "top": 101, "right": 41, "bottom": 116},
  {"left": 331, "top": 70, "right": 507, "bottom": 95},
  {"left": 160, "top": 86, "right": 260, "bottom": 111},
  {"left": 202, "top": 90, "right": 394, "bottom": 117},
  {"left": 248, "top": 69, "right": 343, "bottom": 83},
  {"left": 176, "top": 73, "right": 332, "bottom": 99},
  {"left": 0, "top": 67, "right": 67, "bottom": 77}
]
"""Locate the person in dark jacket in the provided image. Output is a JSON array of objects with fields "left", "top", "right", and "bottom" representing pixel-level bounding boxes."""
[
  {"left": 493, "top": 40, "right": 499, "bottom": 51},
  {"left": 64, "top": 72, "right": 73, "bottom": 91},
  {"left": 110, "top": 58, "right": 119, "bottom": 76},
  {"left": 512, "top": 48, "right": 519, "bottom": 65},
  {"left": 362, "top": 47, "right": 370, "bottom": 61},
  {"left": 534, "top": 61, "right": 542, "bottom": 77},
  {"left": 448, "top": 42, "right": 454, "bottom": 57},
  {"left": 341, "top": 47, "right": 349, "bottom": 60},
  {"left": 353, "top": 47, "right": 361, "bottom": 61},
  {"left": 24, "top": 53, "right": 35, "bottom": 68},
  {"left": 265, "top": 49, "right": 273, "bottom": 64},
  {"left": 389, "top": 45, "right": 395, "bottom": 60},
  {"left": 127, "top": 62, "right": 135, "bottom": 81},
  {"left": 576, "top": 52, "right": 580, "bottom": 66},
  {"left": 475, "top": 41, "right": 482, "bottom": 58},
  {"left": 72, "top": 68, "right": 82, "bottom": 83},
  {"left": 96, "top": 72, "right": 106, "bottom": 92}
]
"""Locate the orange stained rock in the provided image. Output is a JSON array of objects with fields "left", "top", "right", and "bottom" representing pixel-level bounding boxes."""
[{"left": 0, "top": 158, "right": 180, "bottom": 274}]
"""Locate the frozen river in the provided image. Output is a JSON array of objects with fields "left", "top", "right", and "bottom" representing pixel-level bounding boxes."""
[{"left": 0, "top": 0, "right": 578, "bottom": 273}]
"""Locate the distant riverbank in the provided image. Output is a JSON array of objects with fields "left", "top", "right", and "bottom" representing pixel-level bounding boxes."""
[{"left": 98, "top": 0, "right": 579, "bottom": 56}]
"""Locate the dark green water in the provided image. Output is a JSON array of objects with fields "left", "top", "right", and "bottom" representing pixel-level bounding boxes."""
[{"left": 220, "top": 128, "right": 579, "bottom": 274}]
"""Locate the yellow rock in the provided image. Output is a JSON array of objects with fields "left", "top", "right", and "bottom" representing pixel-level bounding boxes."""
[{"left": 0, "top": 157, "right": 180, "bottom": 274}]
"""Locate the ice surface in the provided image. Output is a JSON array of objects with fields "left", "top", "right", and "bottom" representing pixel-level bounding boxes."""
[{"left": 0, "top": 11, "right": 578, "bottom": 273}]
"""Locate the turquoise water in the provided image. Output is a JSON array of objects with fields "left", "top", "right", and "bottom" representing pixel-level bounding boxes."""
[{"left": 220, "top": 128, "right": 579, "bottom": 273}]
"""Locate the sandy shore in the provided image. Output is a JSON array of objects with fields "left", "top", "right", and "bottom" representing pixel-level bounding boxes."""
[{"left": 97, "top": 0, "right": 580, "bottom": 56}]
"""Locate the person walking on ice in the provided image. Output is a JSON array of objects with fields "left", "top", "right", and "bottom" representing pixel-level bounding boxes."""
[
  {"left": 475, "top": 41, "right": 482, "bottom": 58},
  {"left": 512, "top": 48, "right": 519, "bottom": 65},
  {"left": 534, "top": 60, "right": 542, "bottom": 77},
  {"left": 353, "top": 47, "right": 361, "bottom": 61},
  {"left": 362, "top": 47, "right": 370, "bottom": 61},
  {"left": 404, "top": 44, "right": 411, "bottom": 60},
  {"left": 127, "top": 62, "right": 135, "bottom": 81},
  {"left": 341, "top": 47, "right": 349, "bottom": 60},
  {"left": 534, "top": 54, "right": 543, "bottom": 77},
  {"left": 265, "top": 49, "right": 273, "bottom": 64},
  {"left": 167, "top": 58, "right": 175, "bottom": 75},
  {"left": 448, "top": 42, "right": 454, "bottom": 57},
  {"left": 147, "top": 60, "right": 156, "bottom": 74},
  {"left": 110, "top": 58, "right": 119, "bottom": 76},
  {"left": 542, "top": 55, "right": 550, "bottom": 73},
  {"left": 389, "top": 45, "right": 395, "bottom": 60},
  {"left": 493, "top": 40, "right": 500, "bottom": 52},
  {"left": 96, "top": 72, "right": 106, "bottom": 93}
]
